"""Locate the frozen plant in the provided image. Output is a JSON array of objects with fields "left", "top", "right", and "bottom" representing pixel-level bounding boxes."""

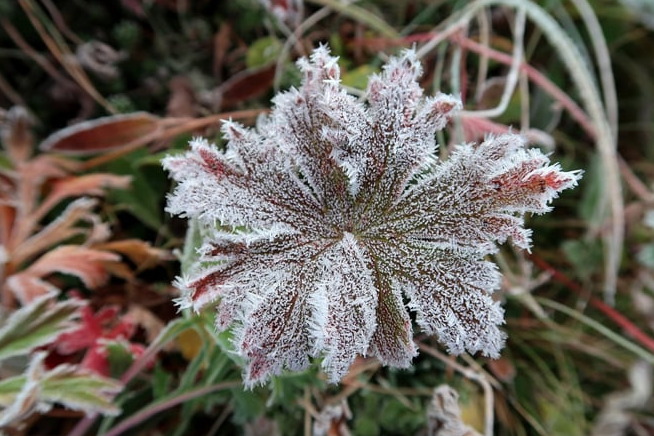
[{"left": 163, "top": 45, "right": 581, "bottom": 387}]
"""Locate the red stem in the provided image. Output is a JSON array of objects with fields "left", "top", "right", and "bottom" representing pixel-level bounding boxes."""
[{"left": 529, "top": 253, "right": 654, "bottom": 354}]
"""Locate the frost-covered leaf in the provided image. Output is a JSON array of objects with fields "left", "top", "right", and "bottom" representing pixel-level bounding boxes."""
[
  {"left": 39, "top": 362, "right": 122, "bottom": 415},
  {"left": 0, "top": 352, "right": 121, "bottom": 428},
  {"left": 163, "top": 45, "right": 581, "bottom": 387},
  {"left": 0, "top": 293, "right": 83, "bottom": 361}
]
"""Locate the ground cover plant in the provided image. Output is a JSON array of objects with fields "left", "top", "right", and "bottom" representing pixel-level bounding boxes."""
[{"left": 1, "top": 0, "right": 653, "bottom": 435}]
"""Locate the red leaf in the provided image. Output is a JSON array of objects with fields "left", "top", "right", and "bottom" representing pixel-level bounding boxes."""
[
  {"left": 39, "top": 112, "right": 160, "bottom": 155},
  {"left": 219, "top": 64, "right": 276, "bottom": 107}
]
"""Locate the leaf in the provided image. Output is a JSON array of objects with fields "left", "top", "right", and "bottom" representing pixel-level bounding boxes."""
[
  {"left": 105, "top": 341, "right": 138, "bottom": 378},
  {"left": 12, "top": 197, "right": 100, "bottom": 266},
  {"left": 8, "top": 245, "right": 121, "bottom": 303},
  {"left": 32, "top": 173, "right": 131, "bottom": 228},
  {"left": 0, "top": 355, "right": 44, "bottom": 427},
  {"left": 104, "top": 151, "right": 167, "bottom": 231},
  {"left": 245, "top": 36, "right": 283, "bottom": 68},
  {"left": 219, "top": 64, "right": 276, "bottom": 107},
  {"left": 41, "top": 173, "right": 131, "bottom": 210},
  {"left": 176, "top": 328, "right": 203, "bottom": 361},
  {"left": 0, "top": 294, "right": 83, "bottom": 361},
  {"left": 341, "top": 64, "right": 378, "bottom": 90},
  {"left": 96, "top": 239, "right": 173, "bottom": 269},
  {"left": 40, "top": 364, "right": 123, "bottom": 416},
  {"left": 39, "top": 112, "right": 160, "bottom": 155},
  {"left": 163, "top": 45, "right": 581, "bottom": 387}
]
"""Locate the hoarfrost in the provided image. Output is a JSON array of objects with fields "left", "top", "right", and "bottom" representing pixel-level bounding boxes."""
[{"left": 163, "top": 45, "right": 581, "bottom": 387}]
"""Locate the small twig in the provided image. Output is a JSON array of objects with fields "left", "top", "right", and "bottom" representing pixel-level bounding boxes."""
[
  {"left": 0, "top": 72, "right": 26, "bottom": 107},
  {"left": 618, "top": 156, "right": 654, "bottom": 204},
  {"left": 41, "top": 0, "right": 83, "bottom": 45},
  {"left": 18, "top": 0, "right": 115, "bottom": 114},
  {"left": 1, "top": 18, "right": 69, "bottom": 84}
]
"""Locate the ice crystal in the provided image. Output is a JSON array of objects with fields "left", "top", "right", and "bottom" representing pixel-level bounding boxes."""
[{"left": 163, "top": 45, "right": 581, "bottom": 387}]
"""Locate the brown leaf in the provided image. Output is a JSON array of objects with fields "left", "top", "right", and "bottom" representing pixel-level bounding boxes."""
[
  {"left": 166, "top": 76, "right": 197, "bottom": 118},
  {"left": 39, "top": 112, "right": 160, "bottom": 155},
  {"left": 95, "top": 239, "right": 173, "bottom": 270},
  {"left": 213, "top": 23, "right": 232, "bottom": 79},
  {"left": 487, "top": 356, "right": 516, "bottom": 383},
  {"left": 0, "top": 204, "right": 16, "bottom": 247},
  {"left": 7, "top": 157, "right": 85, "bottom": 252},
  {"left": 219, "top": 64, "right": 276, "bottom": 108}
]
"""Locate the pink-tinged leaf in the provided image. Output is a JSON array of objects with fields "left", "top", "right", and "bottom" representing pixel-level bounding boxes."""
[
  {"left": 163, "top": 45, "right": 581, "bottom": 386},
  {"left": 49, "top": 297, "right": 145, "bottom": 378},
  {"left": 93, "top": 239, "right": 173, "bottom": 269},
  {"left": 34, "top": 173, "right": 131, "bottom": 223},
  {"left": 7, "top": 246, "right": 120, "bottom": 303},
  {"left": 12, "top": 197, "right": 100, "bottom": 265},
  {"left": 5, "top": 275, "right": 59, "bottom": 306},
  {"left": 55, "top": 304, "right": 128, "bottom": 354},
  {"left": 39, "top": 112, "right": 160, "bottom": 155}
]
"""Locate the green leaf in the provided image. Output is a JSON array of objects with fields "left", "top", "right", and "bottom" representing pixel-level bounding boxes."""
[
  {"left": 0, "top": 295, "right": 82, "bottom": 361},
  {"left": 561, "top": 238, "right": 603, "bottom": 282},
  {"left": 230, "top": 388, "right": 266, "bottom": 425},
  {"left": 104, "top": 150, "right": 169, "bottom": 232},
  {"left": 245, "top": 36, "right": 282, "bottom": 68},
  {"left": 0, "top": 353, "right": 122, "bottom": 427},
  {"left": 106, "top": 342, "right": 137, "bottom": 378},
  {"left": 40, "top": 365, "right": 123, "bottom": 415},
  {"left": 152, "top": 364, "right": 173, "bottom": 400},
  {"left": 577, "top": 153, "right": 607, "bottom": 226},
  {"left": 341, "top": 65, "right": 378, "bottom": 90},
  {"left": 0, "top": 375, "right": 27, "bottom": 407}
]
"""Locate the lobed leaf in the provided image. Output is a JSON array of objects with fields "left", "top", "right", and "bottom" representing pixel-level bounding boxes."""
[
  {"left": 0, "top": 294, "right": 83, "bottom": 361},
  {"left": 164, "top": 45, "right": 581, "bottom": 386}
]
